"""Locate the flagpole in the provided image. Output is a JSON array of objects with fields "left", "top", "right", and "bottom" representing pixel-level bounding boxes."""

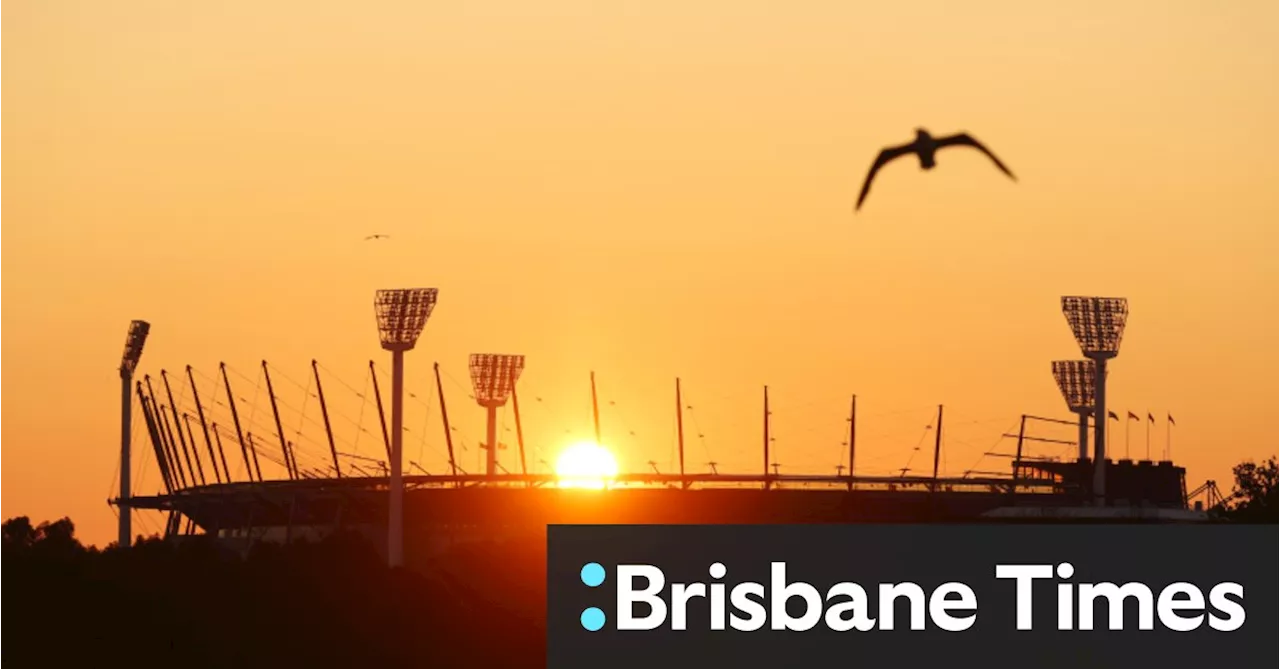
[
  {"left": 1166, "top": 415, "right": 1172, "bottom": 461},
  {"left": 1125, "top": 417, "right": 1130, "bottom": 460},
  {"left": 1145, "top": 411, "right": 1151, "bottom": 461}
]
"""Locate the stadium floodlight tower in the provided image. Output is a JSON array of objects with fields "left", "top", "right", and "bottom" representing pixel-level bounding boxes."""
[
  {"left": 118, "top": 320, "right": 150, "bottom": 548},
  {"left": 468, "top": 354, "right": 526, "bottom": 479},
  {"left": 1051, "top": 359, "right": 1097, "bottom": 462},
  {"left": 374, "top": 288, "right": 438, "bottom": 568},
  {"left": 1061, "top": 296, "right": 1128, "bottom": 506}
]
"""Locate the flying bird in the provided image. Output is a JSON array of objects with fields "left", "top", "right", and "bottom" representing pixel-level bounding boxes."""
[
  {"left": 364, "top": 234, "right": 390, "bottom": 241},
  {"left": 854, "top": 128, "right": 1015, "bottom": 212}
]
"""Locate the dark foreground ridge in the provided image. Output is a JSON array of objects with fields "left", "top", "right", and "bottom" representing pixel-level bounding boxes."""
[
  {"left": 4, "top": 457, "right": 1272, "bottom": 668},
  {"left": 3, "top": 519, "right": 545, "bottom": 668}
]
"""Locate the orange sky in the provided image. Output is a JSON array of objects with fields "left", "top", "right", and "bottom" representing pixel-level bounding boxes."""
[{"left": 4, "top": 1, "right": 1277, "bottom": 546}]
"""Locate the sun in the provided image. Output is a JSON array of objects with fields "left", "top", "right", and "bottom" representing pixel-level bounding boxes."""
[{"left": 554, "top": 442, "right": 619, "bottom": 489}]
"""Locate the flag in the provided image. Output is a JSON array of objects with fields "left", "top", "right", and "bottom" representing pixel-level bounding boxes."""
[
  {"left": 1147, "top": 412, "right": 1155, "bottom": 423},
  {"left": 1168, "top": 413, "right": 1176, "bottom": 426},
  {"left": 1127, "top": 411, "right": 1140, "bottom": 421},
  {"left": 1108, "top": 411, "right": 1119, "bottom": 421}
]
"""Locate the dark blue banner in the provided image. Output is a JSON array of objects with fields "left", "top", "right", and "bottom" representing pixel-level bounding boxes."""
[{"left": 547, "top": 524, "right": 1276, "bottom": 668}]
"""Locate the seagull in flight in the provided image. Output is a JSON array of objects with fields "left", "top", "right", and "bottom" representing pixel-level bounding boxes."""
[
  {"left": 364, "top": 234, "right": 390, "bottom": 241},
  {"left": 855, "top": 128, "right": 1015, "bottom": 212}
]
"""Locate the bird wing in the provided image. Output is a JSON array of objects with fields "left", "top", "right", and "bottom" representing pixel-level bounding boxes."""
[
  {"left": 855, "top": 143, "right": 917, "bottom": 211},
  {"left": 935, "top": 133, "right": 1016, "bottom": 180}
]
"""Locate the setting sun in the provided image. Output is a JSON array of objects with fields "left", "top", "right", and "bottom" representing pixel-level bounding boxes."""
[{"left": 554, "top": 442, "right": 619, "bottom": 489}]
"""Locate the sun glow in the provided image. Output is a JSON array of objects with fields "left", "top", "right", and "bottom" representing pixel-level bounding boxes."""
[{"left": 554, "top": 442, "right": 619, "bottom": 489}]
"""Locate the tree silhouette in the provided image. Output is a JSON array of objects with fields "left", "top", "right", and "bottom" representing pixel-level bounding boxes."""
[
  {"left": 2, "top": 515, "right": 37, "bottom": 549},
  {"left": 2, "top": 515, "right": 545, "bottom": 668},
  {"left": 1213, "top": 457, "right": 1277, "bottom": 523}
]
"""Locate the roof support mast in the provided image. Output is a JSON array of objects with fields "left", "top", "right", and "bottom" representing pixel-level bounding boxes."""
[
  {"left": 210, "top": 427, "right": 232, "bottom": 482},
  {"left": 181, "top": 415, "right": 205, "bottom": 484},
  {"left": 262, "top": 360, "right": 296, "bottom": 480},
  {"left": 676, "top": 378, "right": 687, "bottom": 490},
  {"left": 187, "top": 366, "right": 224, "bottom": 484},
  {"left": 160, "top": 408, "right": 192, "bottom": 488},
  {"left": 163, "top": 371, "right": 205, "bottom": 486},
  {"left": 931, "top": 404, "right": 944, "bottom": 493},
  {"left": 369, "top": 360, "right": 392, "bottom": 461},
  {"left": 220, "top": 362, "right": 257, "bottom": 482},
  {"left": 136, "top": 381, "right": 174, "bottom": 494},
  {"left": 590, "top": 371, "right": 602, "bottom": 446},
  {"left": 847, "top": 394, "right": 857, "bottom": 491},
  {"left": 146, "top": 392, "right": 181, "bottom": 490},
  {"left": 763, "top": 385, "right": 771, "bottom": 491},
  {"left": 433, "top": 362, "right": 459, "bottom": 483},
  {"left": 146, "top": 377, "right": 187, "bottom": 490},
  {"left": 245, "top": 433, "right": 264, "bottom": 481},
  {"left": 312, "top": 360, "right": 342, "bottom": 479},
  {"left": 510, "top": 366, "right": 528, "bottom": 482}
]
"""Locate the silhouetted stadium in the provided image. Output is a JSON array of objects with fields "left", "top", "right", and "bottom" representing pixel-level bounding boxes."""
[{"left": 111, "top": 294, "right": 1208, "bottom": 565}]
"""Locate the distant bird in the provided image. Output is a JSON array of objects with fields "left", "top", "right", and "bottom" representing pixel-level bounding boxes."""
[
  {"left": 854, "top": 128, "right": 1015, "bottom": 211},
  {"left": 364, "top": 234, "right": 390, "bottom": 241}
]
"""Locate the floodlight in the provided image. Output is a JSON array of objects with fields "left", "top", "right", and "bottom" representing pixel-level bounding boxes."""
[
  {"left": 469, "top": 353, "right": 526, "bottom": 478},
  {"left": 1051, "top": 359, "right": 1096, "bottom": 462},
  {"left": 469, "top": 354, "right": 525, "bottom": 407},
  {"left": 375, "top": 288, "right": 438, "bottom": 351},
  {"left": 1051, "top": 359, "right": 1096, "bottom": 411},
  {"left": 120, "top": 320, "right": 150, "bottom": 377},
  {"left": 1061, "top": 295, "right": 1128, "bottom": 506},
  {"left": 117, "top": 319, "right": 150, "bottom": 549},
  {"left": 1061, "top": 296, "right": 1128, "bottom": 358},
  {"left": 373, "top": 288, "right": 439, "bottom": 568}
]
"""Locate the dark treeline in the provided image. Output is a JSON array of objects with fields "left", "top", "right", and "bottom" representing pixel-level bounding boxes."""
[
  {"left": 1211, "top": 456, "right": 1278, "bottom": 523},
  {"left": 3, "top": 519, "right": 545, "bottom": 668},
  {"left": 3, "top": 457, "right": 1273, "bottom": 667}
]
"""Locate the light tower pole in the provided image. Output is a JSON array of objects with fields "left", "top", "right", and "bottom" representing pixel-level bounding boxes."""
[
  {"left": 468, "top": 353, "right": 526, "bottom": 479},
  {"left": 1051, "top": 360, "right": 1097, "bottom": 462},
  {"left": 374, "top": 288, "right": 438, "bottom": 568},
  {"left": 1061, "top": 296, "right": 1128, "bottom": 506},
  {"left": 118, "top": 320, "right": 150, "bottom": 548}
]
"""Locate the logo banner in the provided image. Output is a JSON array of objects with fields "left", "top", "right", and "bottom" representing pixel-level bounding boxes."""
[{"left": 548, "top": 524, "right": 1276, "bottom": 668}]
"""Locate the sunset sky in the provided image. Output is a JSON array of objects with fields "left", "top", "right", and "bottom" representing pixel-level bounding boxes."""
[{"left": 4, "top": 1, "right": 1277, "bottom": 545}]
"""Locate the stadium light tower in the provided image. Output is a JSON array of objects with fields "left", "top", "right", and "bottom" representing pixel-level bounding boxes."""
[
  {"left": 374, "top": 288, "right": 438, "bottom": 568},
  {"left": 118, "top": 320, "right": 150, "bottom": 548},
  {"left": 1061, "top": 296, "right": 1128, "bottom": 505},
  {"left": 468, "top": 354, "right": 526, "bottom": 479},
  {"left": 1051, "top": 359, "right": 1097, "bottom": 462}
]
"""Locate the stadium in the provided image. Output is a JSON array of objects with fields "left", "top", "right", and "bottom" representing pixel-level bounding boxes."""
[{"left": 110, "top": 292, "right": 1208, "bottom": 565}]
